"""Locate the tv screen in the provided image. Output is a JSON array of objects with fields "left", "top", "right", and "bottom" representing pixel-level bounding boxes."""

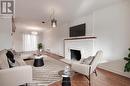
[{"left": 69, "top": 23, "right": 86, "bottom": 37}]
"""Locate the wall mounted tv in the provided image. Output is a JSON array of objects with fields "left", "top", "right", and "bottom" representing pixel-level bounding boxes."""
[{"left": 69, "top": 23, "right": 86, "bottom": 37}]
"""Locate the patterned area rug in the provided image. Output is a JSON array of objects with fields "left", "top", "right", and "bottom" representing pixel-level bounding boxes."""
[{"left": 26, "top": 56, "right": 67, "bottom": 86}]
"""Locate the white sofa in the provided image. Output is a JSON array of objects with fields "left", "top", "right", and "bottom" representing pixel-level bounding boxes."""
[
  {"left": 0, "top": 65, "right": 32, "bottom": 86},
  {"left": 0, "top": 49, "right": 32, "bottom": 86}
]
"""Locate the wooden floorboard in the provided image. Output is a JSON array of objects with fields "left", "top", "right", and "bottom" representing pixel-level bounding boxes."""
[
  {"left": 44, "top": 51, "right": 130, "bottom": 86},
  {"left": 43, "top": 51, "right": 64, "bottom": 60},
  {"left": 49, "top": 68, "right": 130, "bottom": 86}
]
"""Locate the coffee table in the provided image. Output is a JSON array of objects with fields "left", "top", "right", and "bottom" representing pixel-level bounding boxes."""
[
  {"left": 58, "top": 70, "right": 75, "bottom": 86},
  {"left": 58, "top": 70, "right": 75, "bottom": 77},
  {"left": 33, "top": 55, "right": 44, "bottom": 67}
]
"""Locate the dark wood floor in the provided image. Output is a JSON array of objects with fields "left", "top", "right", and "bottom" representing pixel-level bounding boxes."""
[
  {"left": 44, "top": 52, "right": 130, "bottom": 86},
  {"left": 49, "top": 68, "right": 130, "bottom": 86}
]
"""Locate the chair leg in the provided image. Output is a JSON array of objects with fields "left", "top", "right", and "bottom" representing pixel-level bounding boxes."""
[
  {"left": 88, "top": 75, "right": 91, "bottom": 86},
  {"left": 85, "top": 67, "right": 91, "bottom": 86},
  {"left": 94, "top": 70, "right": 97, "bottom": 76},
  {"left": 89, "top": 67, "right": 91, "bottom": 86},
  {"left": 25, "top": 83, "right": 28, "bottom": 86}
]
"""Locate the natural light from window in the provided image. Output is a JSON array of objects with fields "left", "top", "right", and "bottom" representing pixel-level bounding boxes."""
[{"left": 23, "top": 33, "right": 38, "bottom": 51}]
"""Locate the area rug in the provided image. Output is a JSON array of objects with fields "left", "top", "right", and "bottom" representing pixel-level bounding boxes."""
[{"left": 26, "top": 56, "right": 67, "bottom": 86}]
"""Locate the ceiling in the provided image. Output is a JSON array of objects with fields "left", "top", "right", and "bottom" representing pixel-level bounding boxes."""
[{"left": 15, "top": 0, "right": 125, "bottom": 32}]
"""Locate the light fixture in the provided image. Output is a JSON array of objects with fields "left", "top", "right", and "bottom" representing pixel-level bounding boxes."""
[
  {"left": 51, "top": 9, "right": 57, "bottom": 28},
  {"left": 41, "top": 9, "right": 57, "bottom": 28},
  {"left": 51, "top": 18, "right": 57, "bottom": 28},
  {"left": 31, "top": 31, "right": 38, "bottom": 35}
]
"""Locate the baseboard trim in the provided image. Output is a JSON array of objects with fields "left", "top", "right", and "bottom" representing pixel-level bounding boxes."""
[{"left": 97, "top": 67, "right": 130, "bottom": 79}]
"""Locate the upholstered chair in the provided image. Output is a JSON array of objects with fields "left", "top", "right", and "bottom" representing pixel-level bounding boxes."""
[{"left": 72, "top": 50, "right": 103, "bottom": 86}]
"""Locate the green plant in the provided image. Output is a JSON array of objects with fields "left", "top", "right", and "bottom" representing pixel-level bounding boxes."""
[
  {"left": 37, "top": 43, "right": 43, "bottom": 50},
  {"left": 124, "top": 48, "right": 130, "bottom": 72}
]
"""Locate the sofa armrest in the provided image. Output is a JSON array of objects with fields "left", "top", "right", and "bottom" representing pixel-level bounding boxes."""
[
  {"left": 0, "top": 65, "right": 32, "bottom": 86},
  {"left": 72, "top": 63, "right": 91, "bottom": 76}
]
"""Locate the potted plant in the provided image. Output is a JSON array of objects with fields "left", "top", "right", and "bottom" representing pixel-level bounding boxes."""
[
  {"left": 124, "top": 48, "right": 130, "bottom": 72},
  {"left": 37, "top": 43, "right": 43, "bottom": 52}
]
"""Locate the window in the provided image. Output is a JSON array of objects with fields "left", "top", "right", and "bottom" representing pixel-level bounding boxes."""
[{"left": 23, "top": 33, "right": 38, "bottom": 51}]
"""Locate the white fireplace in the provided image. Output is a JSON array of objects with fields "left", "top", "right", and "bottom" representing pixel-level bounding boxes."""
[{"left": 64, "top": 38, "right": 94, "bottom": 61}]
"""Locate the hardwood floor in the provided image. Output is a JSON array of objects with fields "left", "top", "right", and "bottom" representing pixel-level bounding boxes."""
[
  {"left": 49, "top": 68, "right": 130, "bottom": 86},
  {"left": 44, "top": 52, "right": 130, "bottom": 86},
  {"left": 43, "top": 51, "right": 64, "bottom": 60}
]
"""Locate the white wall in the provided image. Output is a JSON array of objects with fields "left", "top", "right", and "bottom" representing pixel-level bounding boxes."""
[
  {"left": 13, "top": 30, "right": 43, "bottom": 52},
  {"left": 0, "top": 18, "right": 12, "bottom": 50},
  {"left": 93, "top": 0, "right": 130, "bottom": 78},
  {"left": 43, "top": 0, "right": 130, "bottom": 77},
  {"left": 43, "top": 24, "right": 69, "bottom": 56},
  {"left": 93, "top": 0, "right": 130, "bottom": 61}
]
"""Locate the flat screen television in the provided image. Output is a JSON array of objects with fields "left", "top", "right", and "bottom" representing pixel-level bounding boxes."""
[{"left": 69, "top": 23, "right": 86, "bottom": 37}]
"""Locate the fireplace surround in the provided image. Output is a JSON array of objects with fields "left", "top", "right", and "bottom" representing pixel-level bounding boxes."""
[{"left": 64, "top": 37, "right": 96, "bottom": 61}]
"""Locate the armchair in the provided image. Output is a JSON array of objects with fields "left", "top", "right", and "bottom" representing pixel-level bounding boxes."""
[{"left": 72, "top": 50, "right": 103, "bottom": 86}]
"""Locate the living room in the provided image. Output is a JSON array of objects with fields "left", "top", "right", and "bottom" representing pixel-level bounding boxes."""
[{"left": 0, "top": 0, "right": 130, "bottom": 86}]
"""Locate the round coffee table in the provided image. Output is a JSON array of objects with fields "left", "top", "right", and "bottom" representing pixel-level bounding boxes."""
[
  {"left": 33, "top": 55, "right": 44, "bottom": 67},
  {"left": 58, "top": 70, "right": 75, "bottom": 77},
  {"left": 58, "top": 70, "right": 75, "bottom": 86}
]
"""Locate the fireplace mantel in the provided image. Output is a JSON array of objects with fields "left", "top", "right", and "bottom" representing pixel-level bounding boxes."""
[{"left": 64, "top": 36, "right": 96, "bottom": 40}]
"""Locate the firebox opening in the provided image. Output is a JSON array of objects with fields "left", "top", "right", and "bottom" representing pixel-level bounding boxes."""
[{"left": 70, "top": 49, "right": 81, "bottom": 61}]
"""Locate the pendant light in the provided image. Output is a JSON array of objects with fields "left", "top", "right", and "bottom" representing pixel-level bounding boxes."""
[{"left": 51, "top": 10, "right": 57, "bottom": 28}]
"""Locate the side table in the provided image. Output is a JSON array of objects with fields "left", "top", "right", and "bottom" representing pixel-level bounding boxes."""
[
  {"left": 33, "top": 55, "right": 44, "bottom": 67},
  {"left": 58, "top": 70, "right": 75, "bottom": 86}
]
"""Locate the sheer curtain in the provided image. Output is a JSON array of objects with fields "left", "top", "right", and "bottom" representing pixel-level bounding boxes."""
[{"left": 23, "top": 33, "right": 38, "bottom": 51}]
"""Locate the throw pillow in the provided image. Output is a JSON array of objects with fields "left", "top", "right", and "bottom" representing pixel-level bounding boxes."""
[
  {"left": 6, "top": 50, "right": 16, "bottom": 68},
  {"left": 80, "top": 56, "right": 95, "bottom": 65},
  {"left": 7, "top": 49, "right": 26, "bottom": 66}
]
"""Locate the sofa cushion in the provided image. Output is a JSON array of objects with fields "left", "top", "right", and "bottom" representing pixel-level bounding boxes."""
[
  {"left": 80, "top": 56, "right": 95, "bottom": 65},
  {"left": 15, "top": 58, "right": 26, "bottom": 66},
  {"left": 0, "top": 49, "right": 9, "bottom": 69}
]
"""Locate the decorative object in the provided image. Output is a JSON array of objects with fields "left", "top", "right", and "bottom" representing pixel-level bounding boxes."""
[
  {"left": 6, "top": 50, "right": 16, "bottom": 68},
  {"left": 37, "top": 43, "right": 43, "bottom": 51},
  {"left": 64, "top": 66, "right": 70, "bottom": 75},
  {"left": 124, "top": 48, "right": 130, "bottom": 72},
  {"left": 11, "top": 16, "right": 16, "bottom": 35}
]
